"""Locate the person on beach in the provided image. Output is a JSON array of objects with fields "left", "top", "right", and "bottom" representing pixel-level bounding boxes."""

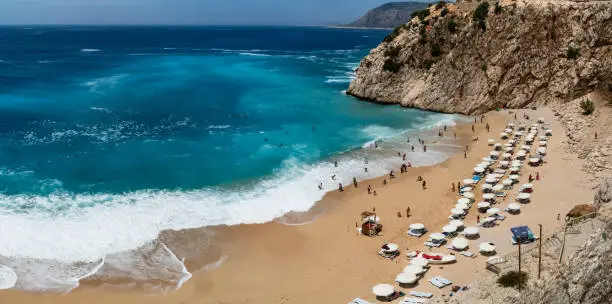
[
  {"left": 465, "top": 145, "right": 469, "bottom": 151},
  {"left": 365, "top": 159, "right": 368, "bottom": 164},
  {"left": 464, "top": 151, "right": 467, "bottom": 158},
  {"left": 595, "top": 132, "right": 598, "bottom": 140},
  {"left": 423, "top": 145, "right": 427, "bottom": 152},
  {"left": 318, "top": 182, "right": 323, "bottom": 190},
  {"left": 383, "top": 179, "right": 387, "bottom": 185},
  {"left": 471, "top": 125, "right": 475, "bottom": 132},
  {"left": 338, "top": 183, "right": 343, "bottom": 192},
  {"left": 457, "top": 181, "right": 461, "bottom": 192},
  {"left": 332, "top": 174, "right": 336, "bottom": 180},
  {"left": 406, "top": 207, "right": 411, "bottom": 217},
  {"left": 474, "top": 118, "right": 477, "bottom": 123},
  {"left": 422, "top": 180, "right": 427, "bottom": 189},
  {"left": 408, "top": 162, "right": 412, "bottom": 167},
  {"left": 373, "top": 190, "right": 377, "bottom": 196},
  {"left": 390, "top": 171, "right": 395, "bottom": 179},
  {"left": 364, "top": 167, "right": 368, "bottom": 173},
  {"left": 374, "top": 142, "right": 378, "bottom": 148},
  {"left": 454, "top": 132, "right": 457, "bottom": 138},
  {"left": 536, "top": 171, "right": 540, "bottom": 181},
  {"left": 334, "top": 161, "right": 338, "bottom": 167},
  {"left": 452, "top": 182, "right": 455, "bottom": 192},
  {"left": 529, "top": 174, "right": 533, "bottom": 182},
  {"left": 407, "top": 137, "right": 410, "bottom": 143},
  {"left": 353, "top": 177, "right": 358, "bottom": 187},
  {"left": 402, "top": 153, "right": 406, "bottom": 161},
  {"left": 444, "top": 125, "right": 447, "bottom": 131},
  {"left": 397, "top": 211, "right": 402, "bottom": 218},
  {"left": 398, "top": 152, "right": 401, "bottom": 157},
  {"left": 417, "top": 175, "right": 423, "bottom": 181},
  {"left": 367, "top": 185, "right": 372, "bottom": 194},
  {"left": 411, "top": 145, "right": 415, "bottom": 152},
  {"left": 477, "top": 215, "right": 480, "bottom": 223},
  {"left": 486, "top": 123, "right": 490, "bottom": 132}
]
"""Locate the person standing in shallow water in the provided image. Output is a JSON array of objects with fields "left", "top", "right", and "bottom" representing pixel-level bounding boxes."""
[{"left": 353, "top": 177, "right": 358, "bottom": 187}]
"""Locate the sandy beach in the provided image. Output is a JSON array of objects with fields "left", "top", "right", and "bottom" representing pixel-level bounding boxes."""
[{"left": 0, "top": 107, "right": 595, "bottom": 303}]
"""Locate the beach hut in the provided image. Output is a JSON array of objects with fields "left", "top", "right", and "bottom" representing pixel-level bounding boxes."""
[
  {"left": 477, "top": 201, "right": 491, "bottom": 212},
  {"left": 361, "top": 215, "right": 382, "bottom": 237},
  {"left": 442, "top": 225, "right": 458, "bottom": 235},
  {"left": 507, "top": 203, "right": 521, "bottom": 214},
  {"left": 395, "top": 273, "right": 418, "bottom": 286},
  {"left": 462, "top": 179, "right": 475, "bottom": 186},
  {"left": 500, "top": 133, "right": 508, "bottom": 139},
  {"left": 486, "top": 207, "right": 501, "bottom": 215},
  {"left": 449, "top": 219, "right": 464, "bottom": 230},
  {"left": 520, "top": 183, "right": 533, "bottom": 193},
  {"left": 451, "top": 237, "right": 469, "bottom": 251},
  {"left": 487, "top": 139, "right": 495, "bottom": 146},
  {"left": 511, "top": 226, "right": 536, "bottom": 244},
  {"left": 529, "top": 157, "right": 541, "bottom": 166},
  {"left": 463, "top": 226, "right": 480, "bottom": 239},
  {"left": 408, "top": 223, "right": 427, "bottom": 237},
  {"left": 481, "top": 183, "right": 493, "bottom": 193},
  {"left": 462, "top": 192, "right": 475, "bottom": 200},
  {"left": 483, "top": 193, "right": 495, "bottom": 202},
  {"left": 479, "top": 242, "right": 496, "bottom": 255},
  {"left": 517, "top": 193, "right": 531, "bottom": 203},
  {"left": 372, "top": 284, "right": 396, "bottom": 301},
  {"left": 403, "top": 265, "right": 426, "bottom": 275},
  {"left": 537, "top": 147, "right": 547, "bottom": 155}
]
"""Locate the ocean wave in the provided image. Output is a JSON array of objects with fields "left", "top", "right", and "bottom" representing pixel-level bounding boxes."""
[
  {"left": 324, "top": 76, "right": 355, "bottom": 84},
  {"left": 0, "top": 265, "right": 17, "bottom": 289},
  {"left": 82, "top": 74, "right": 128, "bottom": 94},
  {"left": 89, "top": 107, "right": 112, "bottom": 114},
  {"left": 207, "top": 125, "right": 231, "bottom": 129},
  {"left": 238, "top": 52, "right": 271, "bottom": 57},
  {"left": 162, "top": 47, "right": 177, "bottom": 50},
  {"left": 80, "top": 49, "right": 101, "bottom": 53}
]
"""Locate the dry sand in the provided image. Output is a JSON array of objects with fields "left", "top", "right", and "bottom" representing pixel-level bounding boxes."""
[{"left": 0, "top": 108, "right": 594, "bottom": 303}]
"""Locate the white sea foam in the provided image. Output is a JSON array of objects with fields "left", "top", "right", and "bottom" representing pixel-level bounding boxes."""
[
  {"left": 207, "top": 125, "right": 231, "bottom": 129},
  {"left": 82, "top": 74, "right": 128, "bottom": 94},
  {"left": 80, "top": 49, "right": 101, "bottom": 53},
  {"left": 89, "top": 107, "right": 112, "bottom": 114},
  {"left": 238, "top": 52, "right": 271, "bottom": 57},
  {"left": 0, "top": 265, "right": 17, "bottom": 289}
]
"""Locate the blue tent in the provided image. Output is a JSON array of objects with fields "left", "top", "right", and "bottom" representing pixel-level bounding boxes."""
[{"left": 511, "top": 226, "right": 535, "bottom": 244}]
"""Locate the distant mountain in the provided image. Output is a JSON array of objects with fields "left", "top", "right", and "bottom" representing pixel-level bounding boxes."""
[{"left": 345, "top": 2, "right": 430, "bottom": 29}]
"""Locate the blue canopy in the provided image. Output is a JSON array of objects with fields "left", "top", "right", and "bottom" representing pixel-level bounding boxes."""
[{"left": 511, "top": 226, "right": 533, "bottom": 240}]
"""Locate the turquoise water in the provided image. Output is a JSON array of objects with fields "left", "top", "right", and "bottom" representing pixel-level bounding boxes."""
[{"left": 0, "top": 26, "right": 459, "bottom": 291}]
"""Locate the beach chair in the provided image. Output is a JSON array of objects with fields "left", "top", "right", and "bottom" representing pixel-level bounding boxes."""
[
  {"left": 429, "top": 278, "right": 446, "bottom": 288},
  {"left": 409, "top": 291, "right": 433, "bottom": 298},
  {"left": 495, "top": 191, "right": 507, "bottom": 197},
  {"left": 399, "top": 297, "right": 427, "bottom": 304},
  {"left": 349, "top": 298, "right": 372, "bottom": 304},
  {"left": 460, "top": 251, "right": 476, "bottom": 258},
  {"left": 425, "top": 241, "right": 442, "bottom": 248},
  {"left": 435, "top": 276, "right": 452, "bottom": 285},
  {"left": 407, "top": 230, "right": 425, "bottom": 237},
  {"left": 494, "top": 214, "right": 506, "bottom": 221}
]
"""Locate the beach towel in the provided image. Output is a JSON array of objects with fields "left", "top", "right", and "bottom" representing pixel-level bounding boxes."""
[
  {"left": 422, "top": 253, "right": 442, "bottom": 260},
  {"left": 349, "top": 298, "right": 372, "bottom": 304},
  {"left": 409, "top": 291, "right": 433, "bottom": 298},
  {"left": 399, "top": 297, "right": 427, "bottom": 303}
]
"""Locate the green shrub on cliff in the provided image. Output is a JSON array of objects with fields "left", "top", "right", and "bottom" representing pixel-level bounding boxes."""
[
  {"left": 384, "top": 46, "right": 401, "bottom": 58},
  {"left": 411, "top": 9, "right": 430, "bottom": 20},
  {"left": 581, "top": 98, "right": 594, "bottom": 115},
  {"left": 567, "top": 47, "right": 580, "bottom": 59},
  {"left": 382, "top": 24, "right": 407, "bottom": 43},
  {"left": 436, "top": 1, "right": 447, "bottom": 10},
  {"left": 473, "top": 2, "right": 490, "bottom": 21},
  {"left": 422, "top": 59, "right": 434, "bottom": 70},
  {"left": 383, "top": 59, "right": 402, "bottom": 73},
  {"left": 430, "top": 43, "right": 441, "bottom": 57},
  {"left": 447, "top": 19, "right": 457, "bottom": 33},
  {"left": 497, "top": 271, "right": 528, "bottom": 289},
  {"left": 494, "top": 2, "right": 503, "bottom": 14}
]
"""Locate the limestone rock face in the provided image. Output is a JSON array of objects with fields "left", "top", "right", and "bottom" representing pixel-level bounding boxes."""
[
  {"left": 594, "top": 177, "right": 612, "bottom": 209},
  {"left": 347, "top": 0, "right": 612, "bottom": 114}
]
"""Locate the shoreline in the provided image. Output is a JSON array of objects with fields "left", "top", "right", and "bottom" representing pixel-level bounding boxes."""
[{"left": 0, "top": 107, "right": 595, "bottom": 303}]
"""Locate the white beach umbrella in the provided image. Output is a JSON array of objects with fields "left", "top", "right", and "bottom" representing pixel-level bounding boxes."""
[
  {"left": 451, "top": 237, "right": 469, "bottom": 250},
  {"left": 488, "top": 139, "right": 495, "bottom": 146},
  {"left": 500, "top": 133, "right": 508, "bottom": 139},
  {"left": 518, "top": 124, "right": 526, "bottom": 130},
  {"left": 516, "top": 150, "right": 527, "bottom": 156},
  {"left": 502, "top": 153, "right": 512, "bottom": 160},
  {"left": 409, "top": 223, "right": 425, "bottom": 231},
  {"left": 529, "top": 157, "right": 541, "bottom": 165},
  {"left": 508, "top": 203, "right": 521, "bottom": 211},
  {"left": 494, "top": 143, "right": 502, "bottom": 150},
  {"left": 464, "top": 226, "right": 479, "bottom": 236},
  {"left": 462, "top": 179, "right": 475, "bottom": 185},
  {"left": 482, "top": 157, "right": 494, "bottom": 162},
  {"left": 382, "top": 243, "right": 399, "bottom": 253},
  {"left": 509, "top": 174, "right": 520, "bottom": 180},
  {"left": 477, "top": 201, "right": 490, "bottom": 208},
  {"left": 521, "top": 145, "right": 531, "bottom": 151},
  {"left": 462, "top": 192, "right": 475, "bottom": 199},
  {"left": 0, "top": 265, "right": 17, "bottom": 290},
  {"left": 508, "top": 139, "right": 516, "bottom": 144},
  {"left": 504, "top": 143, "right": 513, "bottom": 148},
  {"left": 457, "top": 198, "right": 471, "bottom": 205},
  {"left": 537, "top": 147, "right": 547, "bottom": 155},
  {"left": 430, "top": 233, "right": 446, "bottom": 241},
  {"left": 451, "top": 208, "right": 465, "bottom": 216},
  {"left": 512, "top": 160, "right": 522, "bottom": 167},
  {"left": 539, "top": 135, "right": 548, "bottom": 141},
  {"left": 514, "top": 131, "right": 523, "bottom": 137},
  {"left": 485, "top": 177, "right": 497, "bottom": 184},
  {"left": 499, "top": 160, "right": 510, "bottom": 167},
  {"left": 504, "top": 147, "right": 514, "bottom": 153},
  {"left": 502, "top": 179, "right": 514, "bottom": 186},
  {"left": 461, "top": 186, "right": 473, "bottom": 192},
  {"left": 395, "top": 272, "right": 418, "bottom": 285},
  {"left": 449, "top": 219, "right": 464, "bottom": 228},
  {"left": 509, "top": 166, "right": 520, "bottom": 173},
  {"left": 479, "top": 242, "right": 496, "bottom": 253},
  {"left": 442, "top": 225, "right": 457, "bottom": 234},
  {"left": 517, "top": 193, "right": 531, "bottom": 201},
  {"left": 493, "top": 184, "right": 504, "bottom": 191},
  {"left": 455, "top": 202, "right": 470, "bottom": 210},
  {"left": 474, "top": 166, "right": 485, "bottom": 174},
  {"left": 545, "top": 129, "right": 553, "bottom": 136},
  {"left": 504, "top": 128, "right": 513, "bottom": 133},
  {"left": 490, "top": 151, "right": 500, "bottom": 157},
  {"left": 410, "top": 257, "right": 429, "bottom": 267},
  {"left": 486, "top": 207, "right": 500, "bottom": 215},
  {"left": 539, "top": 141, "right": 547, "bottom": 147},
  {"left": 482, "top": 217, "right": 496, "bottom": 223},
  {"left": 483, "top": 193, "right": 495, "bottom": 200},
  {"left": 372, "top": 284, "right": 395, "bottom": 297},
  {"left": 537, "top": 117, "right": 545, "bottom": 123},
  {"left": 481, "top": 183, "right": 493, "bottom": 191},
  {"left": 507, "top": 123, "right": 515, "bottom": 128},
  {"left": 521, "top": 183, "right": 533, "bottom": 190},
  {"left": 403, "top": 264, "right": 425, "bottom": 275}
]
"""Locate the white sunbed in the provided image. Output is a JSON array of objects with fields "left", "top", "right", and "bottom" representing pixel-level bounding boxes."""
[
  {"left": 435, "top": 276, "right": 452, "bottom": 285},
  {"left": 460, "top": 251, "right": 476, "bottom": 258},
  {"left": 349, "top": 298, "right": 372, "bottom": 304},
  {"left": 399, "top": 297, "right": 427, "bottom": 304},
  {"left": 429, "top": 278, "right": 446, "bottom": 288},
  {"left": 407, "top": 230, "right": 426, "bottom": 237},
  {"left": 425, "top": 241, "right": 443, "bottom": 248},
  {"left": 409, "top": 291, "right": 433, "bottom": 298}
]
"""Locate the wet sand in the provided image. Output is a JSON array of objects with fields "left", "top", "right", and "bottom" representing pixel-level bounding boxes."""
[{"left": 0, "top": 108, "right": 594, "bottom": 303}]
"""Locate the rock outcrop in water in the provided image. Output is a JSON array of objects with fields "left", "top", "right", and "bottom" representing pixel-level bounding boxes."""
[
  {"left": 347, "top": 0, "right": 612, "bottom": 114},
  {"left": 344, "top": 2, "right": 429, "bottom": 29}
]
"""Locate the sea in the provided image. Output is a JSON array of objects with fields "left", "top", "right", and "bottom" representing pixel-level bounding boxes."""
[{"left": 0, "top": 26, "right": 463, "bottom": 292}]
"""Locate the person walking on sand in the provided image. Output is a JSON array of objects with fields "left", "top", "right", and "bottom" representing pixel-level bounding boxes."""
[
  {"left": 367, "top": 185, "right": 372, "bottom": 194},
  {"left": 411, "top": 145, "right": 415, "bottom": 152},
  {"left": 334, "top": 160, "right": 338, "bottom": 167},
  {"left": 353, "top": 177, "right": 358, "bottom": 187},
  {"left": 477, "top": 215, "right": 480, "bottom": 223},
  {"left": 364, "top": 167, "right": 368, "bottom": 173},
  {"left": 390, "top": 171, "right": 395, "bottom": 179},
  {"left": 422, "top": 180, "right": 426, "bottom": 189},
  {"left": 536, "top": 171, "right": 540, "bottom": 181},
  {"left": 406, "top": 207, "right": 411, "bottom": 217},
  {"left": 457, "top": 181, "right": 461, "bottom": 192},
  {"left": 486, "top": 123, "right": 490, "bottom": 132},
  {"left": 444, "top": 125, "right": 447, "bottom": 131},
  {"left": 595, "top": 132, "right": 598, "bottom": 140},
  {"left": 423, "top": 145, "right": 427, "bottom": 152},
  {"left": 402, "top": 153, "right": 406, "bottom": 161},
  {"left": 471, "top": 125, "right": 475, "bottom": 132},
  {"left": 464, "top": 151, "right": 467, "bottom": 158},
  {"left": 383, "top": 179, "right": 387, "bottom": 185},
  {"left": 452, "top": 182, "right": 455, "bottom": 192},
  {"left": 529, "top": 174, "right": 533, "bottom": 182}
]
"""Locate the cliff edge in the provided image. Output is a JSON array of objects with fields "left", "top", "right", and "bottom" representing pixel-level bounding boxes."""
[
  {"left": 345, "top": 2, "right": 429, "bottom": 29},
  {"left": 347, "top": 0, "right": 612, "bottom": 114}
]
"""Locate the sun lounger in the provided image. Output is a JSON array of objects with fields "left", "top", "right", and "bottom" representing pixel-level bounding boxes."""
[
  {"left": 409, "top": 291, "right": 433, "bottom": 298},
  {"left": 399, "top": 297, "right": 427, "bottom": 304},
  {"left": 425, "top": 241, "right": 442, "bottom": 248},
  {"left": 460, "top": 251, "right": 476, "bottom": 258},
  {"left": 494, "top": 214, "right": 506, "bottom": 220},
  {"left": 495, "top": 191, "right": 507, "bottom": 197},
  {"left": 429, "top": 278, "right": 446, "bottom": 288},
  {"left": 407, "top": 231, "right": 426, "bottom": 237},
  {"left": 349, "top": 298, "right": 372, "bottom": 304},
  {"left": 435, "top": 276, "right": 452, "bottom": 285}
]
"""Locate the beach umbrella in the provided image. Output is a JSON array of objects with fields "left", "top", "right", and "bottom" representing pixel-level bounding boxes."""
[
  {"left": 512, "top": 160, "right": 522, "bottom": 167},
  {"left": 451, "top": 237, "right": 469, "bottom": 250},
  {"left": 488, "top": 139, "right": 495, "bottom": 146},
  {"left": 457, "top": 198, "right": 471, "bottom": 205},
  {"left": 451, "top": 208, "right": 464, "bottom": 216},
  {"left": 461, "top": 186, "right": 473, "bottom": 193},
  {"left": 486, "top": 207, "right": 500, "bottom": 215},
  {"left": 504, "top": 147, "right": 514, "bottom": 153},
  {"left": 494, "top": 143, "right": 502, "bottom": 150},
  {"left": 502, "top": 179, "right": 514, "bottom": 186},
  {"left": 464, "top": 226, "right": 479, "bottom": 236},
  {"left": 485, "top": 177, "right": 497, "bottom": 184},
  {"left": 482, "top": 157, "right": 494, "bottom": 162},
  {"left": 403, "top": 264, "right": 425, "bottom": 275},
  {"left": 409, "top": 223, "right": 425, "bottom": 231},
  {"left": 539, "top": 141, "right": 547, "bottom": 147},
  {"left": 364, "top": 215, "right": 381, "bottom": 223},
  {"left": 490, "top": 151, "right": 500, "bottom": 157},
  {"left": 529, "top": 158, "right": 541, "bottom": 165},
  {"left": 442, "top": 225, "right": 457, "bottom": 234},
  {"left": 516, "top": 150, "right": 527, "bottom": 156},
  {"left": 509, "top": 166, "right": 520, "bottom": 173},
  {"left": 477, "top": 201, "right": 490, "bottom": 208},
  {"left": 449, "top": 219, "right": 464, "bottom": 228},
  {"left": 395, "top": 272, "right": 418, "bottom": 285},
  {"left": 430, "top": 233, "right": 446, "bottom": 241},
  {"left": 539, "top": 135, "right": 548, "bottom": 141},
  {"left": 504, "top": 128, "right": 513, "bottom": 133},
  {"left": 500, "top": 133, "right": 508, "bottom": 139},
  {"left": 493, "top": 184, "right": 504, "bottom": 191},
  {"left": 474, "top": 166, "right": 485, "bottom": 174},
  {"left": 518, "top": 124, "right": 526, "bottom": 130},
  {"left": 507, "top": 123, "right": 515, "bottom": 128},
  {"left": 479, "top": 242, "right": 496, "bottom": 253},
  {"left": 372, "top": 284, "right": 395, "bottom": 297},
  {"left": 499, "top": 160, "right": 510, "bottom": 167},
  {"left": 502, "top": 153, "right": 512, "bottom": 160},
  {"left": 410, "top": 257, "right": 429, "bottom": 267},
  {"left": 517, "top": 193, "right": 531, "bottom": 201},
  {"left": 483, "top": 193, "right": 495, "bottom": 200},
  {"left": 504, "top": 143, "right": 513, "bottom": 149},
  {"left": 382, "top": 243, "right": 399, "bottom": 253},
  {"left": 462, "top": 179, "right": 475, "bottom": 185},
  {"left": 0, "top": 265, "right": 17, "bottom": 290},
  {"left": 455, "top": 202, "right": 470, "bottom": 210},
  {"left": 514, "top": 131, "right": 523, "bottom": 137},
  {"left": 479, "top": 161, "right": 490, "bottom": 168},
  {"left": 537, "top": 147, "right": 547, "bottom": 155},
  {"left": 521, "top": 145, "right": 531, "bottom": 151},
  {"left": 537, "top": 117, "right": 545, "bottom": 123},
  {"left": 545, "top": 129, "right": 553, "bottom": 136},
  {"left": 482, "top": 217, "right": 496, "bottom": 223},
  {"left": 508, "top": 203, "right": 521, "bottom": 211},
  {"left": 509, "top": 174, "right": 520, "bottom": 180},
  {"left": 462, "top": 192, "right": 475, "bottom": 199},
  {"left": 521, "top": 183, "right": 533, "bottom": 190},
  {"left": 481, "top": 183, "right": 493, "bottom": 191}
]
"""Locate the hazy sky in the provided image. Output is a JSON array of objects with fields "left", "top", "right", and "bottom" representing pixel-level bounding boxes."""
[{"left": 0, "top": 0, "right": 431, "bottom": 25}]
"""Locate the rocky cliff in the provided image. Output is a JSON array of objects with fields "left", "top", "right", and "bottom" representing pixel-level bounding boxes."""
[
  {"left": 347, "top": 0, "right": 612, "bottom": 114},
  {"left": 345, "top": 2, "right": 429, "bottom": 28}
]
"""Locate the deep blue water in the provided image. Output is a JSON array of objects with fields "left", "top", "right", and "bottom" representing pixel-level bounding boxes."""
[{"left": 0, "top": 27, "right": 459, "bottom": 275}]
